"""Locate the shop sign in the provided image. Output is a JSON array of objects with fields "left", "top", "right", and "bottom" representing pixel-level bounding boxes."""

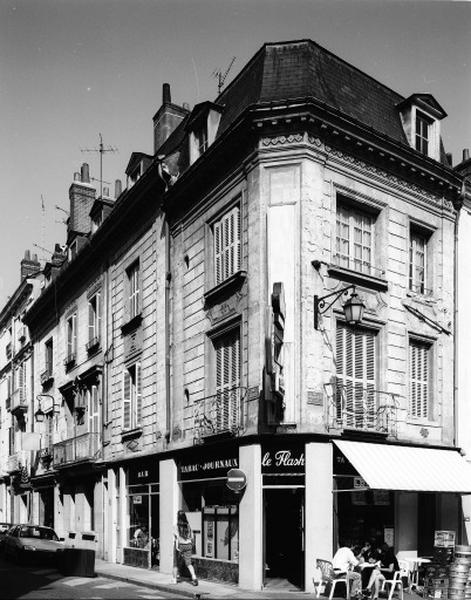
[
  {"left": 261, "top": 444, "right": 305, "bottom": 473},
  {"left": 128, "top": 458, "right": 159, "bottom": 485},
  {"left": 179, "top": 452, "right": 239, "bottom": 480}
]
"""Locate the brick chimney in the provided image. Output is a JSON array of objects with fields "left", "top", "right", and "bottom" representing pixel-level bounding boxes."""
[
  {"left": 153, "top": 83, "right": 189, "bottom": 153},
  {"left": 20, "top": 250, "right": 40, "bottom": 281},
  {"left": 68, "top": 163, "right": 96, "bottom": 238}
]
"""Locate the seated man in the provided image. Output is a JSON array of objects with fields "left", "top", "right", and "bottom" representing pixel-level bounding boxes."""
[
  {"left": 365, "top": 543, "right": 399, "bottom": 600},
  {"left": 332, "top": 540, "right": 363, "bottom": 599}
]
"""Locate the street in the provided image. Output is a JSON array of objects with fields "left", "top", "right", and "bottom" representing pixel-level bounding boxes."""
[{"left": 0, "top": 556, "right": 183, "bottom": 600}]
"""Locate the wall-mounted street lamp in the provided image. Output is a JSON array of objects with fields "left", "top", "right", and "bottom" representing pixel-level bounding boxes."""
[
  {"left": 35, "top": 394, "right": 58, "bottom": 423},
  {"left": 314, "top": 285, "right": 365, "bottom": 330}
]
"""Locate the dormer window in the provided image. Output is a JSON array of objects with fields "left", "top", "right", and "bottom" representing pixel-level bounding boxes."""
[
  {"left": 397, "top": 94, "right": 447, "bottom": 162},
  {"left": 415, "top": 111, "right": 432, "bottom": 156},
  {"left": 187, "top": 101, "right": 223, "bottom": 165},
  {"left": 125, "top": 153, "right": 153, "bottom": 190}
]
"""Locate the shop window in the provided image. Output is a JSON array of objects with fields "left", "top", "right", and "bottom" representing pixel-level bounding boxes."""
[
  {"left": 335, "top": 323, "right": 377, "bottom": 430},
  {"left": 125, "top": 482, "right": 160, "bottom": 568},
  {"left": 409, "top": 339, "right": 431, "bottom": 420},
  {"left": 213, "top": 206, "right": 241, "bottom": 286},
  {"left": 336, "top": 203, "right": 375, "bottom": 275},
  {"left": 122, "top": 363, "right": 142, "bottom": 431}
]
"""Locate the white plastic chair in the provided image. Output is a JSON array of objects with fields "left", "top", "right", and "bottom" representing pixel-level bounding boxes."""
[
  {"left": 397, "top": 559, "right": 411, "bottom": 591},
  {"left": 314, "top": 559, "right": 350, "bottom": 600},
  {"left": 381, "top": 570, "right": 404, "bottom": 600}
]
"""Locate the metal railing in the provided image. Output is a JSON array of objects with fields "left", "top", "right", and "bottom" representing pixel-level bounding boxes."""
[
  {"left": 332, "top": 254, "right": 386, "bottom": 278},
  {"left": 53, "top": 432, "right": 100, "bottom": 467},
  {"left": 193, "top": 387, "right": 246, "bottom": 442},
  {"left": 86, "top": 337, "right": 100, "bottom": 352},
  {"left": 325, "top": 381, "right": 399, "bottom": 437}
]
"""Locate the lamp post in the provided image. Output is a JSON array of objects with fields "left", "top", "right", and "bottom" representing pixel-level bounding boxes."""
[
  {"left": 314, "top": 284, "right": 365, "bottom": 330},
  {"left": 35, "top": 394, "right": 57, "bottom": 423}
]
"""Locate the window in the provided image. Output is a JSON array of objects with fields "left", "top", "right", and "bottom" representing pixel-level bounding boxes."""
[
  {"left": 88, "top": 385, "right": 100, "bottom": 434},
  {"left": 336, "top": 204, "right": 373, "bottom": 275},
  {"left": 45, "top": 338, "right": 53, "bottom": 376},
  {"left": 122, "top": 363, "right": 142, "bottom": 430},
  {"left": 416, "top": 111, "right": 431, "bottom": 155},
  {"left": 409, "top": 339, "right": 430, "bottom": 419},
  {"left": 66, "top": 314, "right": 77, "bottom": 362},
  {"left": 213, "top": 206, "right": 241, "bottom": 286},
  {"left": 15, "top": 362, "right": 26, "bottom": 404},
  {"left": 88, "top": 293, "right": 102, "bottom": 346},
  {"left": 214, "top": 328, "right": 241, "bottom": 432},
  {"left": 195, "top": 125, "right": 208, "bottom": 155},
  {"left": 409, "top": 228, "right": 429, "bottom": 294},
  {"left": 336, "top": 323, "right": 376, "bottom": 429},
  {"left": 127, "top": 262, "right": 140, "bottom": 320}
]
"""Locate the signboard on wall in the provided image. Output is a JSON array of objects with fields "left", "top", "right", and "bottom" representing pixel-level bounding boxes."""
[
  {"left": 261, "top": 442, "right": 305, "bottom": 474},
  {"left": 127, "top": 458, "right": 159, "bottom": 485},
  {"left": 179, "top": 446, "right": 239, "bottom": 481}
]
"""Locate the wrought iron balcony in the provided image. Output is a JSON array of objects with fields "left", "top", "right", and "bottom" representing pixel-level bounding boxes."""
[
  {"left": 86, "top": 337, "right": 100, "bottom": 353},
  {"left": 10, "top": 389, "right": 28, "bottom": 415},
  {"left": 53, "top": 432, "right": 100, "bottom": 468},
  {"left": 193, "top": 387, "right": 246, "bottom": 443},
  {"left": 325, "top": 381, "right": 399, "bottom": 437},
  {"left": 63, "top": 353, "right": 76, "bottom": 370}
]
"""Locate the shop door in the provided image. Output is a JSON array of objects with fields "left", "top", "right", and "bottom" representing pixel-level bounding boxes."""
[
  {"left": 40, "top": 488, "right": 54, "bottom": 529},
  {"left": 264, "top": 488, "right": 304, "bottom": 588}
]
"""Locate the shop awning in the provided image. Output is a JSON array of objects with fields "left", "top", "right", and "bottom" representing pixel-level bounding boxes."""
[{"left": 334, "top": 440, "right": 471, "bottom": 493}]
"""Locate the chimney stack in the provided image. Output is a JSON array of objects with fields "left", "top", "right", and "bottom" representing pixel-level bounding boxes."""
[
  {"left": 446, "top": 153, "right": 453, "bottom": 167},
  {"left": 463, "top": 149, "right": 470, "bottom": 162},
  {"left": 68, "top": 162, "right": 96, "bottom": 238},
  {"left": 153, "top": 83, "right": 190, "bottom": 154},
  {"left": 20, "top": 249, "right": 40, "bottom": 281}
]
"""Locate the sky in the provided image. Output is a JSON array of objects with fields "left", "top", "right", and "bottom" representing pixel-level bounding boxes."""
[{"left": 0, "top": 0, "right": 470, "bottom": 307}]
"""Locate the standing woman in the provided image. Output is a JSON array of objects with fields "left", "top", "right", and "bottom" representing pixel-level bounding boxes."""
[{"left": 173, "top": 510, "right": 198, "bottom": 586}]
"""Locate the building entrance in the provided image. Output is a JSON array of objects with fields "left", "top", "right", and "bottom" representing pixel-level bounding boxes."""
[{"left": 264, "top": 488, "right": 304, "bottom": 589}]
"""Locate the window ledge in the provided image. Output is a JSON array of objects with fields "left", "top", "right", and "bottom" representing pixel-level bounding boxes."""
[
  {"left": 204, "top": 270, "right": 247, "bottom": 308},
  {"left": 327, "top": 265, "right": 388, "bottom": 292},
  {"left": 121, "top": 427, "right": 143, "bottom": 442},
  {"left": 121, "top": 314, "right": 143, "bottom": 336}
]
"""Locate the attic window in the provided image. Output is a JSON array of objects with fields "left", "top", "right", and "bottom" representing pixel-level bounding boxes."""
[
  {"left": 415, "top": 111, "right": 432, "bottom": 156},
  {"left": 129, "top": 163, "right": 142, "bottom": 186},
  {"left": 195, "top": 125, "right": 208, "bottom": 155}
]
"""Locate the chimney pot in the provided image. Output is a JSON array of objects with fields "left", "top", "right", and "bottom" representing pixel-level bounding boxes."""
[
  {"left": 33, "top": 253, "right": 38, "bottom": 262},
  {"left": 446, "top": 153, "right": 453, "bottom": 167},
  {"left": 115, "top": 179, "right": 122, "bottom": 199},
  {"left": 74, "top": 172, "right": 81, "bottom": 181},
  {"left": 182, "top": 102, "right": 190, "bottom": 111},
  {"left": 163, "top": 83, "right": 171, "bottom": 104},
  {"left": 464, "top": 149, "right": 470, "bottom": 162},
  {"left": 24, "top": 250, "right": 31, "bottom": 260},
  {"left": 103, "top": 186, "right": 110, "bottom": 197},
  {"left": 81, "top": 163, "right": 90, "bottom": 183}
]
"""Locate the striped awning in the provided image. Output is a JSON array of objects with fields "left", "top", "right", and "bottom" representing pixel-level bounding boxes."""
[{"left": 334, "top": 440, "right": 471, "bottom": 493}]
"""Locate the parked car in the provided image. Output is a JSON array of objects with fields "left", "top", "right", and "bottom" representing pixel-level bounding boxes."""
[
  {"left": 0, "top": 522, "right": 13, "bottom": 535},
  {"left": 2, "top": 524, "right": 64, "bottom": 563}
]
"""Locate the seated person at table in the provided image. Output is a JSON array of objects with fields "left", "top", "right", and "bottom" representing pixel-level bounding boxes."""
[
  {"left": 332, "top": 539, "right": 363, "bottom": 599},
  {"left": 365, "top": 543, "right": 399, "bottom": 600}
]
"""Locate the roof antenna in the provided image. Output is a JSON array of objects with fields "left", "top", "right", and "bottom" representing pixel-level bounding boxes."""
[
  {"left": 212, "top": 56, "right": 236, "bottom": 95},
  {"left": 81, "top": 133, "right": 118, "bottom": 199}
]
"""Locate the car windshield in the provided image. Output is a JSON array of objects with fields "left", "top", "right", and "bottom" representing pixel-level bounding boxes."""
[{"left": 19, "top": 526, "right": 59, "bottom": 541}]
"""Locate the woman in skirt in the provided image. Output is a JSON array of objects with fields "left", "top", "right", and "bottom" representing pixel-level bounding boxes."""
[{"left": 173, "top": 510, "right": 198, "bottom": 586}]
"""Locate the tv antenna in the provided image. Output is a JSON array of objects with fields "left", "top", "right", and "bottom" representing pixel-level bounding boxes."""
[
  {"left": 32, "top": 242, "right": 52, "bottom": 261},
  {"left": 81, "top": 133, "right": 118, "bottom": 199},
  {"left": 213, "top": 56, "right": 236, "bottom": 94}
]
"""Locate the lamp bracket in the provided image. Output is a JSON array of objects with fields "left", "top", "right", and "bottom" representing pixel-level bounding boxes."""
[{"left": 314, "top": 284, "right": 356, "bottom": 330}]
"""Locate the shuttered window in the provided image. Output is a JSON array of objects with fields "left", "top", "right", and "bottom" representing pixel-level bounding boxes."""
[
  {"left": 88, "top": 293, "right": 102, "bottom": 342},
  {"left": 214, "top": 328, "right": 240, "bottom": 431},
  {"left": 409, "top": 340, "right": 430, "bottom": 419},
  {"left": 88, "top": 385, "right": 100, "bottom": 434},
  {"left": 409, "top": 229, "right": 427, "bottom": 294},
  {"left": 336, "top": 204, "right": 373, "bottom": 275},
  {"left": 214, "top": 206, "right": 241, "bottom": 285},
  {"left": 122, "top": 362, "right": 142, "bottom": 430},
  {"left": 66, "top": 314, "right": 77, "bottom": 359},
  {"left": 127, "top": 262, "right": 140, "bottom": 320},
  {"left": 336, "top": 323, "right": 376, "bottom": 428}
]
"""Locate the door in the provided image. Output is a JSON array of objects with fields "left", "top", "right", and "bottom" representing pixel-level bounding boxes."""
[{"left": 264, "top": 488, "right": 304, "bottom": 588}]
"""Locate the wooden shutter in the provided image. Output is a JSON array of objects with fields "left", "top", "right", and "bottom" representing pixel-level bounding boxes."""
[
  {"left": 122, "top": 370, "right": 131, "bottom": 430},
  {"left": 215, "top": 329, "right": 240, "bottom": 430},
  {"left": 18, "top": 363, "right": 25, "bottom": 403},
  {"left": 409, "top": 340, "right": 429, "bottom": 419},
  {"left": 336, "top": 323, "right": 376, "bottom": 428},
  {"left": 135, "top": 363, "right": 142, "bottom": 426},
  {"left": 214, "top": 206, "right": 240, "bottom": 286}
]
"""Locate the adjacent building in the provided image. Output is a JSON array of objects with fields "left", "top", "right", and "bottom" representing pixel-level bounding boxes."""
[{"left": 1, "top": 39, "right": 469, "bottom": 592}]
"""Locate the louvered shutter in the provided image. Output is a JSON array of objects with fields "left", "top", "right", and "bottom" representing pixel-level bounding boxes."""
[
  {"left": 336, "top": 323, "right": 376, "bottom": 429},
  {"left": 96, "top": 293, "right": 102, "bottom": 340},
  {"left": 214, "top": 206, "right": 240, "bottom": 286},
  {"left": 216, "top": 329, "right": 240, "bottom": 430},
  {"left": 18, "top": 363, "right": 24, "bottom": 404},
  {"left": 135, "top": 363, "right": 142, "bottom": 426},
  {"left": 122, "top": 370, "right": 131, "bottom": 430},
  {"left": 72, "top": 314, "right": 77, "bottom": 355},
  {"left": 88, "top": 300, "right": 95, "bottom": 341},
  {"left": 409, "top": 341, "right": 428, "bottom": 419}
]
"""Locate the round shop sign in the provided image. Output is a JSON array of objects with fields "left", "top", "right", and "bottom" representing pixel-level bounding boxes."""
[{"left": 226, "top": 468, "right": 247, "bottom": 492}]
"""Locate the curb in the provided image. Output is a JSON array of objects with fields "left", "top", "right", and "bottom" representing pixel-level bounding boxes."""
[{"left": 95, "top": 569, "right": 205, "bottom": 598}]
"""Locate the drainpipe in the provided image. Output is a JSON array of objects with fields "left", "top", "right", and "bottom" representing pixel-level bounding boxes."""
[
  {"left": 453, "top": 187, "right": 464, "bottom": 448},
  {"left": 165, "top": 221, "right": 172, "bottom": 443}
]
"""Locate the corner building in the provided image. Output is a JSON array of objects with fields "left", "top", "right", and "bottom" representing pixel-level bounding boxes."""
[{"left": 20, "top": 39, "right": 470, "bottom": 592}]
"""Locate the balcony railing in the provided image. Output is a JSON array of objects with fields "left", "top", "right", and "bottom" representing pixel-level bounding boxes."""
[
  {"left": 10, "top": 389, "right": 27, "bottom": 414},
  {"left": 6, "top": 343, "right": 12, "bottom": 360},
  {"left": 325, "top": 381, "right": 399, "bottom": 437},
  {"left": 40, "top": 368, "right": 54, "bottom": 386},
  {"left": 53, "top": 432, "right": 100, "bottom": 467},
  {"left": 86, "top": 337, "right": 100, "bottom": 353},
  {"left": 63, "top": 353, "right": 76, "bottom": 370},
  {"left": 193, "top": 387, "right": 246, "bottom": 443}
]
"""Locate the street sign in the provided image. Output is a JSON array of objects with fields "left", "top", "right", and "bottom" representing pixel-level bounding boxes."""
[{"left": 226, "top": 468, "right": 247, "bottom": 492}]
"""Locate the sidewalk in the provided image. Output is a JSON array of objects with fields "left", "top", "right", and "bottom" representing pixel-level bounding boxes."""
[{"left": 95, "top": 559, "right": 425, "bottom": 600}]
